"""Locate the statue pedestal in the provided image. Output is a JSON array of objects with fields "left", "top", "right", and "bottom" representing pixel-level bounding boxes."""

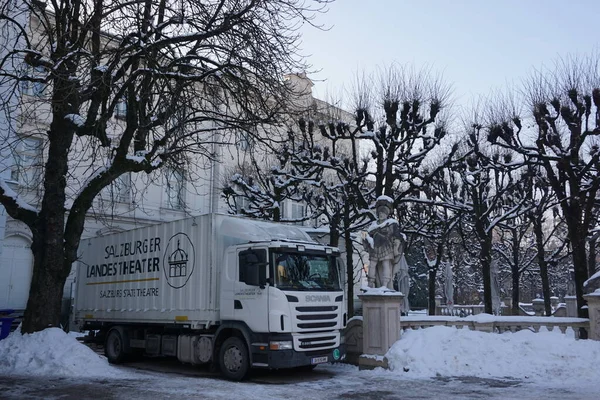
[
  {"left": 564, "top": 295, "right": 577, "bottom": 318},
  {"left": 583, "top": 293, "right": 600, "bottom": 340},
  {"left": 357, "top": 289, "right": 404, "bottom": 370}
]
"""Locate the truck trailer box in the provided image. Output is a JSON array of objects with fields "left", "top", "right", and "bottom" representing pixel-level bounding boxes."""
[{"left": 74, "top": 213, "right": 314, "bottom": 327}]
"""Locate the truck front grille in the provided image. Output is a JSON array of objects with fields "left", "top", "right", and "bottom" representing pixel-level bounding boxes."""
[
  {"left": 298, "top": 334, "right": 337, "bottom": 350},
  {"left": 295, "top": 306, "right": 338, "bottom": 312},
  {"left": 292, "top": 305, "right": 340, "bottom": 351}
]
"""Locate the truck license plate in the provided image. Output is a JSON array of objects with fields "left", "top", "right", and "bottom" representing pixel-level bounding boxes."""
[{"left": 311, "top": 356, "right": 328, "bottom": 364}]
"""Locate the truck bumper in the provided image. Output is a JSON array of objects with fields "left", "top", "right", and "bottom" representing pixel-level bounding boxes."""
[{"left": 255, "top": 344, "right": 346, "bottom": 369}]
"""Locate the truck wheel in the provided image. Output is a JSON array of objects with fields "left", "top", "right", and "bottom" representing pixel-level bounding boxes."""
[
  {"left": 105, "top": 329, "right": 126, "bottom": 364},
  {"left": 219, "top": 337, "right": 249, "bottom": 381}
]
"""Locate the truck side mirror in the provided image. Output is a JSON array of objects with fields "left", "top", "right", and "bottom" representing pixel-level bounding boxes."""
[{"left": 239, "top": 249, "right": 267, "bottom": 289}]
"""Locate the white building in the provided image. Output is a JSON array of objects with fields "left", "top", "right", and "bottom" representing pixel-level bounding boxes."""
[{"left": 0, "top": 69, "right": 355, "bottom": 316}]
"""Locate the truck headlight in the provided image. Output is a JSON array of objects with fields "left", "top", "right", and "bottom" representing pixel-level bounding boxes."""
[{"left": 269, "top": 340, "right": 293, "bottom": 350}]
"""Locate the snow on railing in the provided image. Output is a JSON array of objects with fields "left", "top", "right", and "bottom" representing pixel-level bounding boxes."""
[
  {"left": 436, "top": 303, "right": 567, "bottom": 317},
  {"left": 401, "top": 314, "right": 589, "bottom": 339}
]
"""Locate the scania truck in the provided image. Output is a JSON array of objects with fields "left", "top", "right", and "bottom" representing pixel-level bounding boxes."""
[{"left": 74, "top": 213, "right": 346, "bottom": 380}]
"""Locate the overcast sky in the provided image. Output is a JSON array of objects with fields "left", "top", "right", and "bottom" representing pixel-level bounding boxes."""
[{"left": 299, "top": 0, "right": 600, "bottom": 110}]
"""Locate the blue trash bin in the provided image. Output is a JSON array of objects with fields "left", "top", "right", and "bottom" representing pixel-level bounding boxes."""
[
  {"left": 0, "top": 318, "right": 15, "bottom": 340},
  {"left": 0, "top": 309, "right": 15, "bottom": 340}
]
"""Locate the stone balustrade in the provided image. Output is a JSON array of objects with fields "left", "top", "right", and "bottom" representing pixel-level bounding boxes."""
[
  {"left": 435, "top": 302, "right": 568, "bottom": 317},
  {"left": 401, "top": 315, "right": 589, "bottom": 338},
  {"left": 436, "top": 304, "right": 486, "bottom": 316}
]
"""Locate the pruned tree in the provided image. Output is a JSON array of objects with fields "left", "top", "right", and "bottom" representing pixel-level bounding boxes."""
[
  {"left": 0, "top": 0, "right": 331, "bottom": 333},
  {"left": 278, "top": 117, "right": 372, "bottom": 317},
  {"left": 523, "top": 166, "right": 569, "bottom": 315},
  {"left": 494, "top": 210, "right": 536, "bottom": 316},
  {"left": 222, "top": 148, "right": 313, "bottom": 223},
  {"left": 446, "top": 123, "right": 528, "bottom": 314},
  {"left": 399, "top": 166, "right": 460, "bottom": 315},
  {"left": 488, "top": 55, "right": 600, "bottom": 327},
  {"left": 354, "top": 65, "right": 455, "bottom": 206}
]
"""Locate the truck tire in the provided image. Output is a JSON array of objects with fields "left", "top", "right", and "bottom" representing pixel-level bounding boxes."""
[
  {"left": 219, "top": 337, "right": 249, "bottom": 381},
  {"left": 105, "top": 329, "right": 126, "bottom": 364}
]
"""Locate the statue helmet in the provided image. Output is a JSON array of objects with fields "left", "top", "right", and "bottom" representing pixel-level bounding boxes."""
[{"left": 375, "top": 195, "right": 393, "bottom": 212}]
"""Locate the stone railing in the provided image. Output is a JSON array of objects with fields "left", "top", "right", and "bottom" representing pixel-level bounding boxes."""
[
  {"left": 435, "top": 299, "right": 572, "bottom": 317},
  {"left": 401, "top": 315, "right": 589, "bottom": 338},
  {"left": 436, "top": 304, "right": 487, "bottom": 316}
]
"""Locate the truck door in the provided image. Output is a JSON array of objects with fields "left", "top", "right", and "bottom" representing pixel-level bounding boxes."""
[{"left": 234, "top": 248, "right": 270, "bottom": 333}]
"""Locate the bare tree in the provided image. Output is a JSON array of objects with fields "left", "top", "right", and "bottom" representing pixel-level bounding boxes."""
[
  {"left": 488, "top": 55, "right": 600, "bottom": 328},
  {"left": 399, "top": 166, "right": 460, "bottom": 315},
  {"left": 353, "top": 65, "right": 455, "bottom": 205},
  {"left": 0, "top": 0, "right": 331, "bottom": 333},
  {"left": 445, "top": 124, "right": 528, "bottom": 314}
]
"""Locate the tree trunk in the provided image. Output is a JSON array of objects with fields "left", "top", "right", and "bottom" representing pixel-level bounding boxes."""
[
  {"left": 428, "top": 267, "right": 437, "bottom": 315},
  {"left": 329, "top": 215, "right": 340, "bottom": 247},
  {"left": 22, "top": 233, "right": 69, "bottom": 332},
  {"left": 345, "top": 228, "right": 354, "bottom": 318},
  {"left": 533, "top": 219, "right": 551, "bottom": 316},
  {"left": 21, "top": 60, "right": 76, "bottom": 332},
  {"left": 480, "top": 237, "right": 493, "bottom": 315},
  {"left": 511, "top": 264, "right": 520, "bottom": 316},
  {"left": 572, "top": 236, "right": 589, "bottom": 316},
  {"left": 511, "top": 228, "right": 520, "bottom": 316},
  {"left": 588, "top": 237, "right": 597, "bottom": 278},
  {"left": 564, "top": 212, "right": 589, "bottom": 338}
]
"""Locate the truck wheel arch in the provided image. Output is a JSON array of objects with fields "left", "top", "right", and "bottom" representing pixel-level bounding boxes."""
[
  {"left": 104, "top": 326, "right": 133, "bottom": 363},
  {"left": 213, "top": 322, "right": 253, "bottom": 365},
  {"left": 106, "top": 326, "right": 132, "bottom": 353}
]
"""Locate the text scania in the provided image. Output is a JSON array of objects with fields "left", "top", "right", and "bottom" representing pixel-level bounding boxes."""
[
  {"left": 86, "top": 237, "right": 162, "bottom": 278},
  {"left": 305, "top": 295, "right": 331, "bottom": 302}
]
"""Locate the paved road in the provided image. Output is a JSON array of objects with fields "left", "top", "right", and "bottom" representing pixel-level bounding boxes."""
[{"left": 0, "top": 358, "right": 596, "bottom": 400}]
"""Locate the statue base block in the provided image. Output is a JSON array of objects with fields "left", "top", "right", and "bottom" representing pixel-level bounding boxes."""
[{"left": 358, "top": 354, "right": 389, "bottom": 370}]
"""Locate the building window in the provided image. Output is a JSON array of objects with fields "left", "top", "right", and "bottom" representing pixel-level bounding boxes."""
[
  {"left": 20, "top": 66, "right": 47, "bottom": 97},
  {"left": 99, "top": 173, "right": 131, "bottom": 203},
  {"left": 286, "top": 200, "right": 306, "bottom": 226},
  {"left": 113, "top": 173, "right": 131, "bottom": 202},
  {"left": 10, "top": 137, "right": 43, "bottom": 187},
  {"left": 235, "top": 195, "right": 251, "bottom": 214},
  {"left": 115, "top": 99, "right": 127, "bottom": 119},
  {"left": 236, "top": 129, "right": 255, "bottom": 151},
  {"left": 164, "top": 168, "right": 185, "bottom": 209}
]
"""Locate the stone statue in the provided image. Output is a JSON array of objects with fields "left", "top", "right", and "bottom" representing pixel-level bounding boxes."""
[{"left": 362, "top": 196, "right": 406, "bottom": 291}]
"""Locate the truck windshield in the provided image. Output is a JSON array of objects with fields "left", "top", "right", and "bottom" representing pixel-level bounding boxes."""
[{"left": 272, "top": 251, "right": 341, "bottom": 291}]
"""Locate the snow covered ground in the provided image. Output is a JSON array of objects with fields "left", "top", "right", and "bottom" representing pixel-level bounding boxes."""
[{"left": 1, "top": 323, "right": 599, "bottom": 399}]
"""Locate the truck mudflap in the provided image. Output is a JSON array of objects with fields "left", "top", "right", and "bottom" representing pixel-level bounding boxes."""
[{"left": 252, "top": 344, "right": 346, "bottom": 369}]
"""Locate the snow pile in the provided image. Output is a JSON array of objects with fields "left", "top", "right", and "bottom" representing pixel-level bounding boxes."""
[
  {"left": 0, "top": 328, "right": 127, "bottom": 378},
  {"left": 386, "top": 325, "right": 600, "bottom": 382}
]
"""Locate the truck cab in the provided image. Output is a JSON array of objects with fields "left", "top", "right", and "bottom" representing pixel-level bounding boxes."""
[{"left": 218, "top": 240, "right": 346, "bottom": 378}]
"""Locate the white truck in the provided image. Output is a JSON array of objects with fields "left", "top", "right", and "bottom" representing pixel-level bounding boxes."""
[{"left": 74, "top": 214, "right": 346, "bottom": 380}]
